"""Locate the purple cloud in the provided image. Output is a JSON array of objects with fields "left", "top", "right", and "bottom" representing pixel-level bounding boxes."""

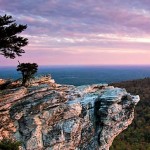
[{"left": 0, "top": 0, "right": 150, "bottom": 65}]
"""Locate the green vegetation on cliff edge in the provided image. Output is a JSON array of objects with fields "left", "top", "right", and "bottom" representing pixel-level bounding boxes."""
[{"left": 110, "top": 78, "right": 150, "bottom": 150}]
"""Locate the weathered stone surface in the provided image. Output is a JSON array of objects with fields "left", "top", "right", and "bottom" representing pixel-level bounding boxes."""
[{"left": 0, "top": 76, "right": 140, "bottom": 150}]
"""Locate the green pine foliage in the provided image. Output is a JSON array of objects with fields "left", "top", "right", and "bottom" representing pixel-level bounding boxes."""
[
  {"left": 17, "top": 62, "right": 38, "bottom": 86},
  {"left": 110, "top": 78, "right": 150, "bottom": 150},
  {"left": 0, "top": 14, "right": 28, "bottom": 59}
]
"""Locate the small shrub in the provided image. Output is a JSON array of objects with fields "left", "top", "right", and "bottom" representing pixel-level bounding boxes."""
[{"left": 0, "top": 138, "right": 21, "bottom": 150}]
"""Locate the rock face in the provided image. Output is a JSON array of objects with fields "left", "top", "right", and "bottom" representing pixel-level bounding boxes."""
[{"left": 0, "top": 76, "right": 140, "bottom": 150}]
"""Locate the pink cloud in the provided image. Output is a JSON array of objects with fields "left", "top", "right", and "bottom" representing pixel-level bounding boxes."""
[{"left": 0, "top": 0, "right": 150, "bottom": 66}]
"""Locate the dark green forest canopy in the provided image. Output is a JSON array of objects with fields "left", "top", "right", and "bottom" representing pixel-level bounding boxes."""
[
  {"left": 110, "top": 78, "right": 150, "bottom": 150},
  {"left": 0, "top": 14, "right": 28, "bottom": 59}
]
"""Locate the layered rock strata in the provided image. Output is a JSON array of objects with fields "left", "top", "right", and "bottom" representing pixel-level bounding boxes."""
[{"left": 0, "top": 76, "right": 140, "bottom": 150}]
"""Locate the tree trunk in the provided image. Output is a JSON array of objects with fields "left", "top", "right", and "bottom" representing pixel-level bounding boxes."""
[{"left": 22, "top": 74, "right": 27, "bottom": 86}]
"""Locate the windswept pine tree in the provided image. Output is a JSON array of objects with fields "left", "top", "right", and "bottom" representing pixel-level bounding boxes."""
[
  {"left": 0, "top": 14, "right": 28, "bottom": 59},
  {"left": 17, "top": 62, "right": 38, "bottom": 86}
]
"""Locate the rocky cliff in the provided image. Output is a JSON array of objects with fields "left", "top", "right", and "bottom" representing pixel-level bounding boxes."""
[{"left": 0, "top": 76, "right": 140, "bottom": 150}]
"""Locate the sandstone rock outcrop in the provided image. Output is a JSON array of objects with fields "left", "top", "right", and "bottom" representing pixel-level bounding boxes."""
[{"left": 0, "top": 76, "right": 140, "bottom": 150}]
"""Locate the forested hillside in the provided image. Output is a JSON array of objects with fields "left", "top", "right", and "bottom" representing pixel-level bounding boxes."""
[{"left": 110, "top": 78, "right": 150, "bottom": 150}]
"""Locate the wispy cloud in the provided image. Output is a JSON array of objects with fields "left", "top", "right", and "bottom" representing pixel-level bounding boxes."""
[{"left": 0, "top": 0, "right": 150, "bottom": 65}]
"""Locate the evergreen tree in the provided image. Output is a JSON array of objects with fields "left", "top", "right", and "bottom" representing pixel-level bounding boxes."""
[
  {"left": 0, "top": 14, "right": 28, "bottom": 59},
  {"left": 17, "top": 62, "right": 38, "bottom": 86}
]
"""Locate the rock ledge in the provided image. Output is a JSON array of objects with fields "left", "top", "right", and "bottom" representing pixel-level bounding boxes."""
[{"left": 0, "top": 76, "right": 140, "bottom": 150}]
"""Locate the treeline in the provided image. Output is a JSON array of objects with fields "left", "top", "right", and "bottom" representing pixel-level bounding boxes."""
[{"left": 110, "top": 78, "right": 150, "bottom": 150}]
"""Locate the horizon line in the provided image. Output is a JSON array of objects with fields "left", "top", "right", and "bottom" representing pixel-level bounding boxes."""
[{"left": 0, "top": 64, "right": 150, "bottom": 68}]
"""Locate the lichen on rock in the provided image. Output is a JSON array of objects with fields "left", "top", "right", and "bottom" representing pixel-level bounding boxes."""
[{"left": 0, "top": 76, "right": 140, "bottom": 150}]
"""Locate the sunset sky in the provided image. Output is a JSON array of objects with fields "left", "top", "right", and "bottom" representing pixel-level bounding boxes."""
[{"left": 0, "top": 0, "right": 150, "bottom": 66}]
